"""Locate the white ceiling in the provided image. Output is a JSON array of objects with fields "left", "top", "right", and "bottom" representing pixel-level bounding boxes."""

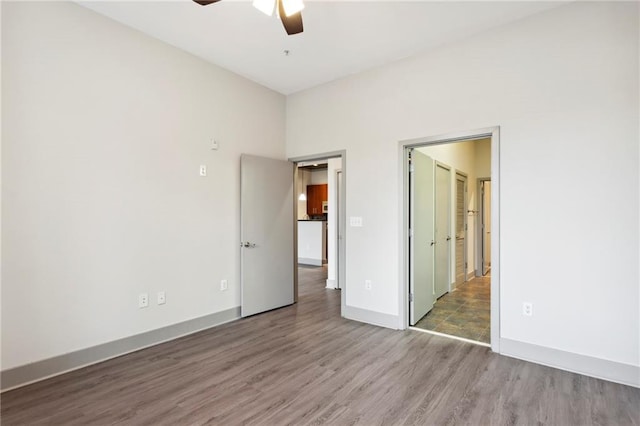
[{"left": 79, "top": 1, "right": 566, "bottom": 95}]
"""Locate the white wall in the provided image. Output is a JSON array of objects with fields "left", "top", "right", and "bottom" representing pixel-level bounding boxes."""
[
  {"left": 310, "top": 169, "right": 328, "bottom": 185},
  {"left": 2, "top": 2, "right": 286, "bottom": 370},
  {"left": 475, "top": 138, "right": 491, "bottom": 178},
  {"left": 286, "top": 1, "right": 639, "bottom": 369}
]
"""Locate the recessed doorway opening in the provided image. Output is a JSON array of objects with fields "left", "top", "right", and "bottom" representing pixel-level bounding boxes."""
[
  {"left": 239, "top": 151, "right": 346, "bottom": 320},
  {"left": 290, "top": 151, "right": 347, "bottom": 316},
  {"left": 400, "top": 127, "right": 500, "bottom": 352}
]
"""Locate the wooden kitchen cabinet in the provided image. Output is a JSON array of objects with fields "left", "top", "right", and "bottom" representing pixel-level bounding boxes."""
[{"left": 306, "top": 184, "right": 327, "bottom": 216}]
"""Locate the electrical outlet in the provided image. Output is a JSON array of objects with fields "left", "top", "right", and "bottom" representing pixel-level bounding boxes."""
[
  {"left": 365, "top": 280, "right": 372, "bottom": 290},
  {"left": 199, "top": 165, "right": 207, "bottom": 176},
  {"left": 157, "top": 291, "right": 166, "bottom": 305},
  {"left": 220, "top": 279, "right": 228, "bottom": 291},
  {"left": 138, "top": 293, "right": 149, "bottom": 308},
  {"left": 522, "top": 302, "right": 533, "bottom": 316}
]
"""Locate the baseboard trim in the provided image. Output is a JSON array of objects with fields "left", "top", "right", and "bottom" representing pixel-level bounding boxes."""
[
  {"left": 467, "top": 271, "right": 476, "bottom": 280},
  {"left": 343, "top": 305, "right": 399, "bottom": 330},
  {"left": 325, "top": 279, "right": 336, "bottom": 289},
  {"left": 500, "top": 338, "right": 640, "bottom": 388},
  {"left": 409, "top": 327, "right": 491, "bottom": 348},
  {"left": 298, "top": 257, "right": 322, "bottom": 266},
  {"left": 1, "top": 307, "right": 241, "bottom": 392}
]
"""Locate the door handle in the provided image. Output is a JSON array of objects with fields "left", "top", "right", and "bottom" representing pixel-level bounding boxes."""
[
  {"left": 430, "top": 241, "right": 435, "bottom": 246},
  {"left": 446, "top": 236, "right": 451, "bottom": 241},
  {"left": 240, "top": 242, "right": 257, "bottom": 248}
]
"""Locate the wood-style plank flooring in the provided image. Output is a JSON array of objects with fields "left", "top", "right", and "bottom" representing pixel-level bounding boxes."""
[{"left": 2, "top": 266, "right": 639, "bottom": 425}]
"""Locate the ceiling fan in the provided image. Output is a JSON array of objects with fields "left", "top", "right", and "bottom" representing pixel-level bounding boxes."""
[{"left": 193, "top": 0, "right": 305, "bottom": 35}]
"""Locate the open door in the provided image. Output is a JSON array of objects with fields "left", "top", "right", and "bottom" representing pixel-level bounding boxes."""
[
  {"left": 434, "top": 163, "right": 451, "bottom": 299},
  {"left": 240, "top": 154, "right": 294, "bottom": 317},
  {"left": 409, "top": 150, "right": 435, "bottom": 325},
  {"left": 482, "top": 180, "right": 492, "bottom": 275}
]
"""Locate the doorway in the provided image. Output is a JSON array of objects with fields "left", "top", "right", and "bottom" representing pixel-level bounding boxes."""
[
  {"left": 401, "top": 127, "right": 500, "bottom": 351},
  {"left": 239, "top": 152, "right": 346, "bottom": 320},
  {"left": 290, "top": 151, "right": 347, "bottom": 316},
  {"left": 296, "top": 162, "right": 329, "bottom": 268}
]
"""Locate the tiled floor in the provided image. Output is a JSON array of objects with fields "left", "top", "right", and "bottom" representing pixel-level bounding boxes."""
[{"left": 414, "top": 275, "right": 491, "bottom": 343}]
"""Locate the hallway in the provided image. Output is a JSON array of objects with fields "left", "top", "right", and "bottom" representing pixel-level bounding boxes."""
[{"left": 414, "top": 276, "right": 491, "bottom": 343}]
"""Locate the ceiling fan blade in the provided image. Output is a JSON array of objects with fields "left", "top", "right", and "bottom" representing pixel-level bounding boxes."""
[
  {"left": 193, "top": 0, "right": 222, "bottom": 5},
  {"left": 277, "top": 0, "right": 303, "bottom": 35}
]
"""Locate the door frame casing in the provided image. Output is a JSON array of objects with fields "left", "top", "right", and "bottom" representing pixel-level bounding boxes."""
[
  {"left": 398, "top": 127, "right": 501, "bottom": 353},
  {"left": 335, "top": 169, "right": 344, "bottom": 289},
  {"left": 289, "top": 150, "right": 347, "bottom": 315}
]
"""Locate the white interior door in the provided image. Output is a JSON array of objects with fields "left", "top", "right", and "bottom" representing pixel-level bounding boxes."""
[
  {"left": 240, "top": 154, "right": 294, "bottom": 317},
  {"left": 455, "top": 174, "right": 467, "bottom": 285},
  {"left": 482, "top": 180, "right": 492, "bottom": 275},
  {"left": 434, "top": 163, "right": 451, "bottom": 299},
  {"left": 410, "top": 150, "right": 435, "bottom": 325}
]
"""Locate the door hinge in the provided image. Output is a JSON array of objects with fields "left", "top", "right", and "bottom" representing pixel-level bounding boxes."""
[
  {"left": 465, "top": 262, "right": 468, "bottom": 269},
  {"left": 409, "top": 164, "right": 415, "bottom": 173},
  {"left": 409, "top": 293, "right": 414, "bottom": 302},
  {"left": 465, "top": 223, "right": 468, "bottom": 231},
  {"left": 409, "top": 228, "right": 413, "bottom": 238}
]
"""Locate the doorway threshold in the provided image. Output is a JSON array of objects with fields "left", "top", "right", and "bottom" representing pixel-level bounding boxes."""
[{"left": 409, "top": 326, "right": 491, "bottom": 348}]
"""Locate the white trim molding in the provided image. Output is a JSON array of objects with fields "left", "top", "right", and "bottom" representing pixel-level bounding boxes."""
[
  {"left": 1, "top": 307, "right": 241, "bottom": 392},
  {"left": 501, "top": 338, "right": 640, "bottom": 388},
  {"left": 298, "top": 257, "right": 323, "bottom": 266},
  {"left": 410, "top": 327, "right": 491, "bottom": 348},
  {"left": 343, "top": 305, "right": 399, "bottom": 330}
]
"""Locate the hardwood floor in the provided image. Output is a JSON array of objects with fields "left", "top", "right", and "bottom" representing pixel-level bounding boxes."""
[
  {"left": 414, "top": 276, "right": 491, "bottom": 343},
  {"left": 2, "top": 266, "right": 639, "bottom": 425}
]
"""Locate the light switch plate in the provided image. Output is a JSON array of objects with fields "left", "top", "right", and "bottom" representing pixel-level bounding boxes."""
[{"left": 350, "top": 216, "right": 363, "bottom": 227}]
